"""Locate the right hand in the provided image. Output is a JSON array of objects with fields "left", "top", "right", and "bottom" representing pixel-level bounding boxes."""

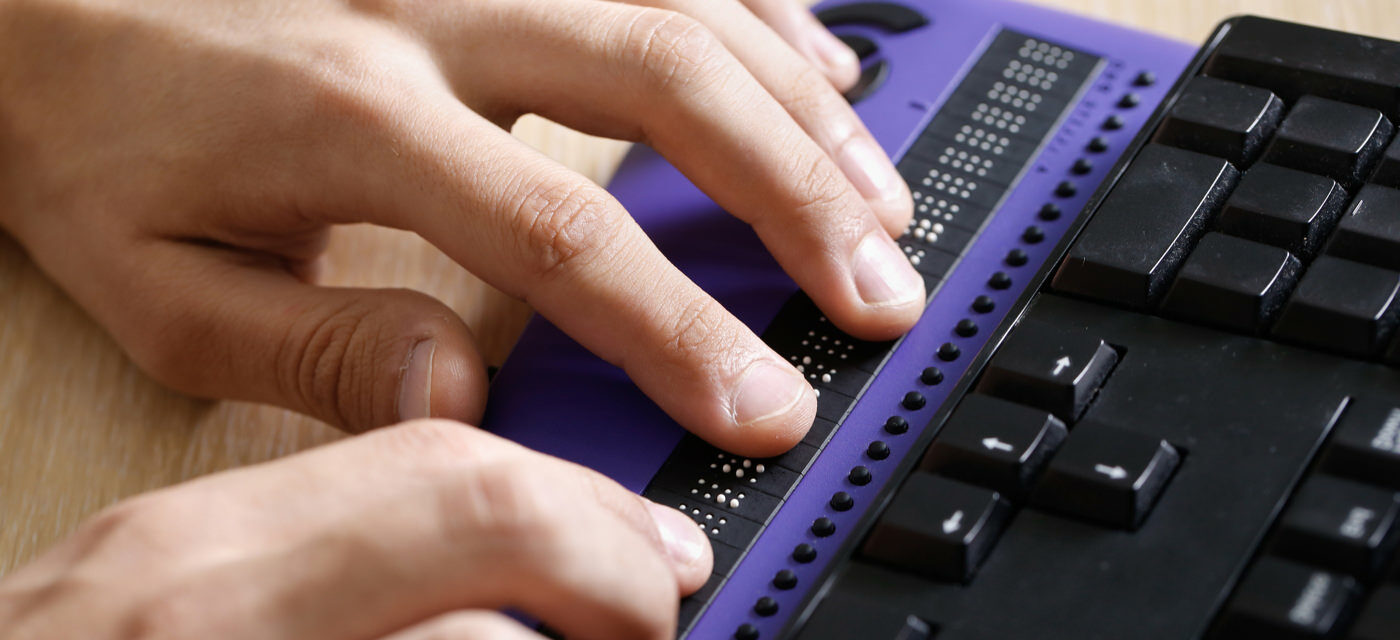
[
  {"left": 0, "top": 420, "right": 714, "bottom": 640},
  {"left": 0, "top": 0, "right": 923, "bottom": 458}
]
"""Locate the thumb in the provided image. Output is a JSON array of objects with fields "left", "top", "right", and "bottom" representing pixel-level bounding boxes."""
[{"left": 111, "top": 244, "right": 488, "bottom": 432}]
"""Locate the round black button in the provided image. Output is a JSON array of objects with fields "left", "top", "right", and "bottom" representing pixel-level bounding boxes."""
[
  {"left": 736, "top": 624, "right": 760, "bottom": 640},
  {"left": 1022, "top": 226, "right": 1045, "bottom": 244},
  {"left": 1118, "top": 93, "right": 1141, "bottom": 108},
  {"left": 972, "top": 295, "right": 996, "bottom": 313},
  {"left": 989, "top": 271, "right": 1013, "bottom": 290},
  {"left": 1087, "top": 136, "right": 1110, "bottom": 153},
  {"left": 867, "top": 441, "right": 890, "bottom": 460},
  {"left": 755, "top": 596, "right": 780, "bottom": 617},
  {"left": 1103, "top": 115, "right": 1125, "bottom": 130},
  {"left": 812, "top": 517, "right": 836, "bottom": 537},
  {"left": 793, "top": 543, "right": 818, "bottom": 563},
  {"left": 1134, "top": 70, "right": 1157, "bottom": 87},
  {"left": 1038, "top": 203, "right": 1062, "bottom": 221},
  {"left": 1072, "top": 158, "right": 1094, "bottom": 175},
  {"left": 920, "top": 367, "right": 944, "bottom": 385},
  {"left": 849, "top": 465, "right": 872, "bottom": 486},
  {"left": 1006, "top": 249, "right": 1029, "bottom": 267},
  {"left": 902, "top": 391, "right": 926, "bottom": 410},
  {"left": 885, "top": 415, "right": 909, "bottom": 433},
  {"left": 937, "top": 342, "right": 961, "bottom": 361},
  {"left": 830, "top": 491, "right": 855, "bottom": 511},
  {"left": 1055, "top": 181, "right": 1077, "bottom": 198},
  {"left": 773, "top": 569, "right": 799, "bottom": 590},
  {"left": 956, "top": 319, "right": 979, "bottom": 337}
]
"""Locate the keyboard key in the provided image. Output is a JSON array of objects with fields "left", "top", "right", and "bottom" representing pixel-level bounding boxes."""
[
  {"left": 1161, "top": 232, "right": 1302, "bottom": 333},
  {"left": 1270, "top": 475, "right": 1400, "bottom": 578},
  {"left": 861, "top": 473, "right": 1012, "bottom": 582},
  {"left": 976, "top": 321, "right": 1119, "bottom": 422},
  {"left": 1321, "top": 399, "right": 1400, "bottom": 490},
  {"left": 1153, "top": 76, "right": 1284, "bottom": 165},
  {"left": 1031, "top": 422, "right": 1180, "bottom": 530},
  {"left": 1350, "top": 585, "right": 1400, "bottom": 640},
  {"left": 1262, "top": 96, "right": 1394, "bottom": 187},
  {"left": 921, "top": 395, "right": 1068, "bottom": 499},
  {"left": 1203, "top": 16, "right": 1400, "bottom": 118},
  {"left": 1052, "top": 144, "right": 1239, "bottom": 309},
  {"left": 1272, "top": 256, "right": 1400, "bottom": 358},
  {"left": 795, "top": 590, "right": 932, "bottom": 640},
  {"left": 1216, "top": 163, "right": 1347, "bottom": 258},
  {"left": 1325, "top": 183, "right": 1400, "bottom": 272},
  {"left": 1212, "top": 558, "right": 1360, "bottom": 640},
  {"left": 1371, "top": 137, "right": 1400, "bottom": 188}
]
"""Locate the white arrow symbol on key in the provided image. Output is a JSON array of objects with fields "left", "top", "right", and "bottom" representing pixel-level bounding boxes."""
[
  {"left": 1052, "top": 356, "right": 1072, "bottom": 376},
  {"left": 1094, "top": 464, "right": 1128, "bottom": 480},
  {"left": 942, "top": 510, "right": 965, "bottom": 534},
  {"left": 981, "top": 437, "right": 1014, "bottom": 452}
]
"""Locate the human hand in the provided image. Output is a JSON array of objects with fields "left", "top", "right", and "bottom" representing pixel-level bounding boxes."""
[
  {"left": 0, "top": 0, "right": 921, "bottom": 457},
  {"left": 0, "top": 420, "right": 714, "bottom": 640}
]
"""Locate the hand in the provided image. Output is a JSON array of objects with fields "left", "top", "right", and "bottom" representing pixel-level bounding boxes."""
[
  {"left": 0, "top": 0, "right": 921, "bottom": 457},
  {"left": 0, "top": 420, "right": 714, "bottom": 640}
]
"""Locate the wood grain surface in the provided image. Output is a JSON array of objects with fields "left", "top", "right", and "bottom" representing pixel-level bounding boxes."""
[{"left": 4, "top": 0, "right": 1399, "bottom": 575}]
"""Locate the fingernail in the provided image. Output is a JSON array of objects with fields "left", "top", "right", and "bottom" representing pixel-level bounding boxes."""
[
  {"left": 852, "top": 232, "right": 924, "bottom": 307},
  {"left": 838, "top": 137, "right": 906, "bottom": 205},
  {"left": 809, "top": 25, "right": 860, "bottom": 81},
  {"left": 732, "top": 359, "right": 810, "bottom": 428},
  {"left": 646, "top": 502, "right": 709, "bottom": 568},
  {"left": 397, "top": 340, "right": 436, "bottom": 422}
]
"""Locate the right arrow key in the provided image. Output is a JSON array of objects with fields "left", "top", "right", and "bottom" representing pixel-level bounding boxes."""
[{"left": 1031, "top": 422, "right": 1182, "bottom": 530}]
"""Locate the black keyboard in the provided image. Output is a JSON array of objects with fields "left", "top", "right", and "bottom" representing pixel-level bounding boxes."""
[{"left": 792, "top": 17, "right": 1400, "bottom": 640}]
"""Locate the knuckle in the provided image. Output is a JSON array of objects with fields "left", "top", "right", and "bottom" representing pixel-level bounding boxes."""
[
  {"left": 787, "top": 152, "right": 852, "bottom": 221},
  {"left": 276, "top": 297, "right": 380, "bottom": 429},
  {"left": 120, "top": 585, "right": 216, "bottom": 640},
  {"left": 626, "top": 10, "right": 727, "bottom": 94},
  {"left": 778, "top": 64, "right": 840, "bottom": 116},
  {"left": 379, "top": 419, "right": 484, "bottom": 466},
  {"left": 657, "top": 295, "right": 741, "bottom": 372},
  {"left": 512, "top": 177, "right": 621, "bottom": 286},
  {"left": 458, "top": 464, "right": 578, "bottom": 563}
]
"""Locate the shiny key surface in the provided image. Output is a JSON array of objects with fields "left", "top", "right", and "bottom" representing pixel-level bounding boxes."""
[
  {"left": 1321, "top": 400, "right": 1400, "bottom": 490},
  {"left": 1161, "top": 231, "right": 1302, "bottom": 333},
  {"left": 1213, "top": 558, "right": 1361, "bottom": 640},
  {"left": 861, "top": 473, "right": 1013, "bottom": 582},
  {"left": 1262, "top": 95, "right": 1393, "bottom": 187},
  {"left": 1216, "top": 163, "right": 1347, "bottom": 258},
  {"left": 1153, "top": 75, "right": 1284, "bottom": 166},
  {"left": 1269, "top": 475, "right": 1400, "bottom": 578},
  {"left": 1030, "top": 421, "right": 1181, "bottom": 530},
  {"left": 1272, "top": 256, "right": 1400, "bottom": 358},
  {"left": 1325, "top": 183, "right": 1400, "bottom": 272},
  {"left": 975, "top": 321, "right": 1119, "bottom": 422},
  {"left": 921, "top": 394, "right": 1067, "bottom": 500}
]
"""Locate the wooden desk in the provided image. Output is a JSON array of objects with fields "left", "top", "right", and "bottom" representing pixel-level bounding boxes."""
[{"left": 4, "top": 0, "right": 1399, "bottom": 576}]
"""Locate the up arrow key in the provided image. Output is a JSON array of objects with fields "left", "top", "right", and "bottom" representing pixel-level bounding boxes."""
[
  {"left": 1052, "top": 356, "right": 1073, "bottom": 376},
  {"left": 941, "top": 510, "right": 965, "bottom": 534}
]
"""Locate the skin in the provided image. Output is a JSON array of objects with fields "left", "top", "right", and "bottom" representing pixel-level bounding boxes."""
[{"left": 0, "top": 0, "right": 923, "bottom": 636}]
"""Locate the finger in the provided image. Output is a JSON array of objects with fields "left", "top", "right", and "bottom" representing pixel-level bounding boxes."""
[
  {"left": 733, "top": 0, "right": 861, "bottom": 91},
  {"left": 98, "top": 242, "right": 488, "bottom": 433},
  {"left": 415, "top": 3, "right": 924, "bottom": 340},
  {"left": 634, "top": 0, "right": 915, "bottom": 236},
  {"left": 105, "top": 420, "right": 709, "bottom": 640},
  {"left": 378, "top": 611, "right": 546, "bottom": 640}
]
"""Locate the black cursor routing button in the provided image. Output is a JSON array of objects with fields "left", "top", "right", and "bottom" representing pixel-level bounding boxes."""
[
  {"left": 976, "top": 321, "right": 1120, "bottom": 422},
  {"left": 816, "top": 2, "right": 930, "bottom": 33}
]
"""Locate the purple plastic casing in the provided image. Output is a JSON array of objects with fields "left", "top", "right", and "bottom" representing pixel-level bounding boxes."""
[{"left": 483, "top": 1, "right": 1195, "bottom": 637}]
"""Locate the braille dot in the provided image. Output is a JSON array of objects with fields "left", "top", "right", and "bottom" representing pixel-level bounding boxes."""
[
  {"left": 736, "top": 624, "right": 760, "bottom": 640},
  {"left": 1103, "top": 115, "right": 1125, "bottom": 130},
  {"left": 773, "top": 569, "right": 799, "bottom": 590},
  {"left": 1022, "top": 226, "right": 1045, "bottom": 244},
  {"left": 830, "top": 491, "right": 855, "bottom": 511},
  {"left": 1038, "top": 203, "right": 1062, "bottom": 221},
  {"left": 920, "top": 367, "right": 945, "bottom": 386},
  {"left": 849, "top": 465, "right": 872, "bottom": 486},
  {"left": 956, "top": 319, "right": 979, "bottom": 337},
  {"left": 938, "top": 342, "right": 961, "bottom": 361},
  {"left": 1133, "top": 70, "right": 1156, "bottom": 87},
  {"left": 1087, "top": 136, "right": 1110, "bottom": 153},
  {"left": 1055, "top": 181, "right": 1077, "bottom": 198},
  {"left": 885, "top": 415, "right": 910, "bottom": 434},
  {"left": 972, "top": 295, "right": 996, "bottom": 313},
  {"left": 867, "top": 441, "right": 891, "bottom": 460},
  {"left": 1072, "top": 158, "right": 1094, "bottom": 175},
  {"left": 1118, "top": 93, "right": 1140, "bottom": 108},
  {"left": 793, "top": 543, "right": 818, "bottom": 563},
  {"left": 812, "top": 517, "right": 836, "bottom": 537},
  {"left": 989, "top": 271, "right": 1013, "bottom": 290},
  {"left": 755, "top": 597, "right": 780, "bottom": 617},
  {"left": 902, "top": 391, "right": 926, "bottom": 410},
  {"left": 1006, "top": 249, "right": 1029, "bottom": 266}
]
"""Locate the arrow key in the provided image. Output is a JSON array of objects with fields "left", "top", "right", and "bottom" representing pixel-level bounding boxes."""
[
  {"left": 1031, "top": 422, "right": 1181, "bottom": 530},
  {"left": 977, "top": 321, "right": 1119, "bottom": 422},
  {"left": 861, "top": 473, "right": 1013, "bottom": 582},
  {"left": 922, "top": 394, "right": 1068, "bottom": 499}
]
